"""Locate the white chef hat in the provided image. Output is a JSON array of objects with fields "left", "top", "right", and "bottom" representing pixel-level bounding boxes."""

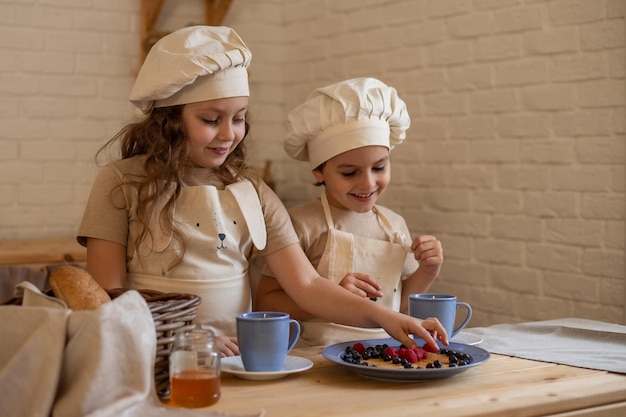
[
  {"left": 284, "top": 77, "right": 410, "bottom": 169},
  {"left": 129, "top": 25, "right": 252, "bottom": 114}
]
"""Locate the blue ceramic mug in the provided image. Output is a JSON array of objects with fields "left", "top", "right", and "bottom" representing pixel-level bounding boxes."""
[
  {"left": 236, "top": 312, "right": 300, "bottom": 372},
  {"left": 408, "top": 294, "right": 472, "bottom": 338}
]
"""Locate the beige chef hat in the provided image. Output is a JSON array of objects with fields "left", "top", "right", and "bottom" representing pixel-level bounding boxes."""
[
  {"left": 284, "top": 77, "right": 410, "bottom": 169},
  {"left": 129, "top": 25, "right": 252, "bottom": 114}
]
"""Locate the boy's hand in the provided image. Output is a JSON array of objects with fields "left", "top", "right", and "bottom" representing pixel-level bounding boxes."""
[
  {"left": 339, "top": 272, "right": 383, "bottom": 299},
  {"left": 411, "top": 235, "right": 443, "bottom": 277}
]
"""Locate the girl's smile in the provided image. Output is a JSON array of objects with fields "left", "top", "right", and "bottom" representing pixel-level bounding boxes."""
[{"left": 182, "top": 97, "right": 249, "bottom": 168}]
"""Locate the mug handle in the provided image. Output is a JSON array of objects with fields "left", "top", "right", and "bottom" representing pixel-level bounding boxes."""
[
  {"left": 452, "top": 302, "right": 472, "bottom": 337},
  {"left": 287, "top": 319, "right": 301, "bottom": 352}
]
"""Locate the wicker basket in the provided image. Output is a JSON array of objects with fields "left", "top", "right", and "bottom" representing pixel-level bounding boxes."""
[
  {"left": 5, "top": 287, "right": 201, "bottom": 399},
  {"left": 107, "top": 288, "right": 201, "bottom": 397}
]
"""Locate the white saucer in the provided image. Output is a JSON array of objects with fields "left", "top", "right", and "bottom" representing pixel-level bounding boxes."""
[
  {"left": 450, "top": 331, "right": 483, "bottom": 346},
  {"left": 221, "top": 355, "right": 313, "bottom": 380}
]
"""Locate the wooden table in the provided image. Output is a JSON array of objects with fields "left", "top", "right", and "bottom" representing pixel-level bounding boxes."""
[{"left": 213, "top": 344, "right": 626, "bottom": 417}]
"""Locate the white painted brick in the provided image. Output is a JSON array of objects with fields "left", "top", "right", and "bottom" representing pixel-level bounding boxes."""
[
  {"left": 495, "top": 7, "right": 543, "bottom": 34},
  {"left": 552, "top": 166, "right": 612, "bottom": 192},
  {"left": 475, "top": 238, "right": 525, "bottom": 265},
  {"left": 550, "top": 53, "right": 607, "bottom": 82},
  {"left": 0, "top": 74, "right": 39, "bottom": 95},
  {"left": 497, "top": 114, "right": 551, "bottom": 138},
  {"left": 14, "top": 5, "right": 74, "bottom": 29},
  {"left": 469, "top": 89, "right": 519, "bottom": 113},
  {"left": 424, "top": 0, "right": 472, "bottom": 18},
  {"left": 405, "top": 70, "right": 446, "bottom": 93},
  {"left": 422, "top": 141, "right": 468, "bottom": 163},
  {"left": 524, "top": 27, "right": 579, "bottom": 55},
  {"left": 423, "top": 189, "right": 472, "bottom": 211},
  {"left": 404, "top": 21, "right": 445, "bottom": 46},
  {"left": 581, "top": 19, "right": 625, "bottom": 51},
  {"left": 526, "top": 243, "right": 583, "bottom": 273},
  {"left": 492, "top": 215, "right": 543, "bottom": 241},
  {"left": 546, "top": 218, "right": 604, "bottom": 246},
  {"left": 576, "top": 136, "right": 625, "bottom": 164},
  {"left": 599, "top": 277, "right": 625, "bottom": 306},
  {"left": 423, "top": 93, "right": 467, "bottom": 115},
  {"left": 612, "top": 166, "right": 625, "bottom": 193},
  {"left": 553, "top": 110, "right": 614, "bottom": 136},
  {"left": 447, "top": 65, "right": 494, "bottom": 91},
  {"left": 582, "top": 247, "right": 625, "bottom": 278},
  {"left": 491, "top": 265, "right": 543, "bottom": 294},
  {"left": 520, "top": 139, "right": 577, "bottom": 164},
  {"left": 449, "top": 115, "right": 497, "bottom": 138},
  {"left": 609, "top": 49, "right": 625, "bottom": 78},
  {"left": 473, "top": 0, "right": 523, "bottom": 11},
  {"left": 446, "top": 13, "right": 494, "bottom": 38},
  {"left": 473, "top": 36, "right": 522, "bottom": 62},
  {"left": 473, "top": 190, "right": 524, "bottom": 214},
  {"left": 446, "top": 166, "right": 495, "bottom": 188},
  {"left": 606, "top": 0, "right": 625, "bottom": 18},
  {"left": 0, "top": 96, "right": 18, "bottom": 118},
  {"left": 521, "top": 84, "right": 576, "bottom": 111},
  {"left": 579, "top": 80, "right": 625, "bottom": 108},
  {"left": 0, "top": 118, "right": 48, "bottom": 139},
  {"left": 498, "top": 165, "right": 552, "bottom": 190},
  {"left": 495, "top": 59, "right": 548, "bottom": 86},
  {"left": 524, "top": 191, "right": 580, "bottom": 218},
  {"left": 548, "top": 0, "right": 606, "bottom": 26},
  {"left": 575, "top": 302, "right": 624, "bottom": 322},
  {"left": 0, "top": 142, "right": 18, "bottom": 160},
  {"left": 544, "top": 271, "right": 599, "bottom": 302},
  {"left": 426, "top": 41, "right": 472, "bottom": 66},
  {"left": 470, "top": 140, "right": 519, "bottom": 163},
  {"left": 582, "top": 193, "right": 625, "bottom": 220}
]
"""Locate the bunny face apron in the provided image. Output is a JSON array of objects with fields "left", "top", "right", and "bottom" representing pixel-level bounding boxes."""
[
  {"left": 127, "top": 180, "right": 267, "bottom": 336},
  {"left": 298, "top": 193, "right": 408, "bottom": 347}
]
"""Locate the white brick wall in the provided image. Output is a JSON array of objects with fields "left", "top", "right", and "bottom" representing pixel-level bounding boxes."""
[
  {"left": 0, "top": 0, "right": 624, "bottom": 326},
  {"left": 278, "top": 0, "right": 626, "bottom": 326}
]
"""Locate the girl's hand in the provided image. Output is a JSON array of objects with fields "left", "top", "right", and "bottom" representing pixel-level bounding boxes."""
[
  {"left": 338, "top": 272, "right": 383, "bottom": 299},
  {"left": 380, "top": 312, "right": 449, "bottom": 352},
  {"left": 216, "top": 335, "right": 239, "bottom": 357}
]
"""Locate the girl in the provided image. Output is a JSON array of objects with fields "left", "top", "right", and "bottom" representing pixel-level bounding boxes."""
[
  {"left": 256, "top": 78, "right": 444, "bottom": 346},
  {"left": 77, "top": 27, "right": 447, "bottom": 355}
]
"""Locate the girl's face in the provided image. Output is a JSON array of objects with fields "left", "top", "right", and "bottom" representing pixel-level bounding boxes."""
[
  {"left": 313, "top": 145, "right": 391, "bottom": 213},
  {"left": 182, "top": 96, "right": 249, "bottom": 168}
]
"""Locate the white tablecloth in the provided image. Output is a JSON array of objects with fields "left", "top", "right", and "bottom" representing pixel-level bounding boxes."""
[{"left": 463, "top": 318, "right": 626, "bottom": 374}]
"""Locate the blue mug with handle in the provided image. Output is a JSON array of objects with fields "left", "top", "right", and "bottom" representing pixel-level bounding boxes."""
[
  {"left": 236, "top": 311, "right": 300, "bottom": 372},
  {"left": 408, "top": 294, "right": 472, "bottom": 338}
]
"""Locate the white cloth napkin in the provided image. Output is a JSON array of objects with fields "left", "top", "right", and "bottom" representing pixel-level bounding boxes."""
[
  {"left": 463, "top": 318, "right": 626, "bottom": 374},
  {"left": 0, "top": 283, "right": 263, "bottom": 417}
]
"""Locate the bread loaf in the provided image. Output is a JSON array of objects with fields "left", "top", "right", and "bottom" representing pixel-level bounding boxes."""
[{"left": 49, "top": 265, "right": 111, "bottom": 310}]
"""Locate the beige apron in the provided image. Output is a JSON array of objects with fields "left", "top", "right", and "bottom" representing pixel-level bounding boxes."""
[
  {"left": 127, "top": 180, "right": 266, "bottom": 337},
  {"left": 298, "top": 193, "right": 408, "bottom": 346}
]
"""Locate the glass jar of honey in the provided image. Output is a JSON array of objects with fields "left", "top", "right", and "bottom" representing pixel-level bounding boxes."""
[{"left": 169, "top": 324, "right": 221, "bottom": 408}]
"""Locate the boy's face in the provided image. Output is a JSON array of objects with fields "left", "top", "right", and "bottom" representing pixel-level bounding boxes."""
[
  {"left": 314, "top": 145, "right": 391, "bottom": 213},
  {"left": 182, "top": 96, "right": 249, "bottom": 168}
]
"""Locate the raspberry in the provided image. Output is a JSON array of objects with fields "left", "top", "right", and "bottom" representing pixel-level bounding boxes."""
[
  {"left": 352, "top": 342, "right": 365, "bottom": 354},
  {"left": 403, "top": 349, "right": 418, "bottom": 363},
  {"left": 422, "top": 342, "right": 439, "bottom": 353},
  {"left": 413, "top": 347, "right": 428, "bottom": 360},
  {"left": 384, "top": 347, "right": 398, "bottom": 358}
]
